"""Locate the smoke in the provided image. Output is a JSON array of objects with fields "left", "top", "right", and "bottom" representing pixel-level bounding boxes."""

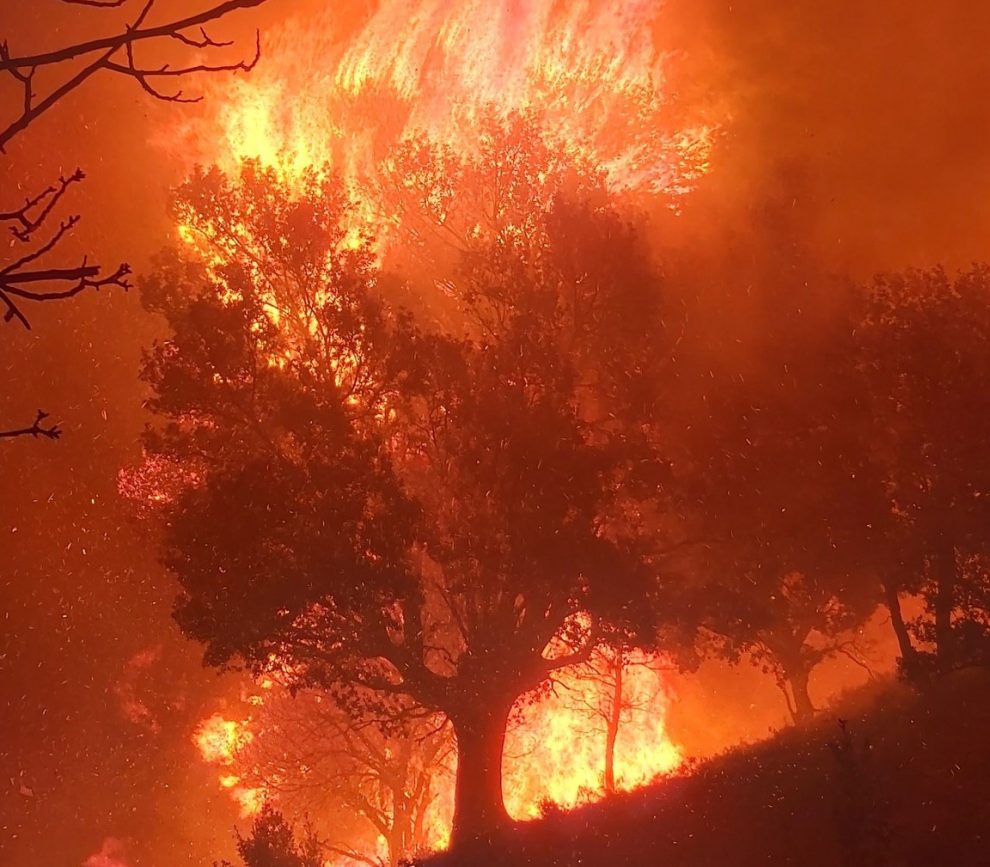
[{"left": 666, "top": 0, "right": 990, "bottom": 275}]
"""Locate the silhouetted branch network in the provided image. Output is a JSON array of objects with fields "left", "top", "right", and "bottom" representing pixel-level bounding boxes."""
[
  {"left": 0, "top": 168, "right": 129, "bottom": 441},
  {"left": 0, "top": 168, "right": 132, "bottom": 331},
  {"left": 0, "top": 0, "right": 265, "bottom": 151},
  {"left": 0, "top": 0, "right": 267, "bottom": 439}
]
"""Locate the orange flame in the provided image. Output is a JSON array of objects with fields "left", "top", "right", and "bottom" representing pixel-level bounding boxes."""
[
  {"left": 177, "top": 0, "right": 716, "bottom": 210},
  {"left": 193, "top": 714, "right": 265, "bottom": 817},
  {"left": 195, "top": 652, "right": 680, "bottom": 859},
  {"left": 505, "top": 650, "right": 681, "bottom": 817}
]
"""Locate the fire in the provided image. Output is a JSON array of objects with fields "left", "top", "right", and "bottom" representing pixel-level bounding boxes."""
[
  {"left": 193, "top": 714, "right": 265, "bottom": 817},
  {"left": 194, "top": 650, "right": 681, "bottom": 861},
  {"left": 178, "top": 0, "right": 716, "bottom": 215},
  {"left": 194, "top": 713, "right": 252, "bottom": 764},
  {"left": 505, "top": 649, "right": 681, "bottom": 817}
]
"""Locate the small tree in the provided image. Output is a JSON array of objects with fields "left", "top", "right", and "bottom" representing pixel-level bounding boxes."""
[
  {"left": 216, "top": 807, "right": 322, "bottom": 867},
  {"left": 553, "top": 643, "right": 673, "bottom": 794},
  {"left": 684, "top": 301, "right": 886, "bottom": 722}
]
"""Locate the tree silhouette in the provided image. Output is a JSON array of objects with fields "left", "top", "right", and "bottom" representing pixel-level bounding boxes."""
[
  {"left": 549, "top": 643, "right": 672, "bottom": 794},
  {"left": 229, "top": 686, "right": 453, "bottom": 866},
  {"left": 138, "top": 117, "right": 678, "bottom": 845},
  {"left": 684, "top": 298, "right": 886, "bottom": 722},
  {"left": 858, "top": 265, "right": 990, "bottom": 675},
  {"left": 216, "top": 807, "right": 323, "bottom": 867}
]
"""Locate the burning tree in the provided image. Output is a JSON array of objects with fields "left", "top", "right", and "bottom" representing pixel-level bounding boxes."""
[
  {"left": 531, "top": 643, "right": 676, "bottom": 796},
  {"left": 139, "top": 116, "right": 681, "bottom": 845},
  {"left": 208, "top": 686, "right": 454, "bottom": 866}
]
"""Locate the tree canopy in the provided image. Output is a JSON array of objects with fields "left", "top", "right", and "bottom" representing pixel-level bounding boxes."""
[{"left": 141, "top": 117, "right": 679, "bottom": 844}]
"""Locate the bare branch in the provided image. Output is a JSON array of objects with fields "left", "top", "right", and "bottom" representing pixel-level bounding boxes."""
[
  {"left": 0, "top": 410, "right": 61, "bottom": 441},
  {"left": 1, "top": 0, "right": 264, "bottom": 69},
  {"left": 1, "top": 172, "right": 131, "bottom": 329},
  {"left": 62, "top": 0, "right": 128, "bottom": 7},
  {"left": 171, "top": 27, "right": 234, "bottom": 49},
  {"left": 107, "top": 28, "right": 260, "bottom": 104},
  {"left": 0, "top": 0, "right": 267, "bottom": 150},
  {"left": 0, "top": 168, "right": 85, "bottom": 241}
]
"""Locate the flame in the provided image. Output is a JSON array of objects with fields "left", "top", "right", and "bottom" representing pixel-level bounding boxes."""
[
  {"left": 178, "top": 0, "right": 716, "bottom": 215},
  {"left": 195, "top": 651, "right": 680, "bottom": 860},
  {"left": 193, "top": 714, "right": 265, "bottom": 817},
  {"left": 505, "top": 649, "right": 681, "bottom": 817}
]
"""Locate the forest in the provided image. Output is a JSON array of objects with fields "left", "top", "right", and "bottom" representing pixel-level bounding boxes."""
[{"left": 2, "top": 2, "right": 989, "bottom": 866}]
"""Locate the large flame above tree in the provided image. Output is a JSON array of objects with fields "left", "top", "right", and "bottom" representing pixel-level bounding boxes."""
[{"left": 180, "top": 0, "right": 715, "bottom": 203}]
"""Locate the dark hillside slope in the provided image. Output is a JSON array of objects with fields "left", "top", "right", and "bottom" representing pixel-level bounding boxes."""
[{"left": 422, "top": 669, "right": 990, "bottom": 866}]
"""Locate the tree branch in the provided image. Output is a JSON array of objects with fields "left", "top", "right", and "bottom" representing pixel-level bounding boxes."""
[
  {"left": 0, "top": 410, "right": 61, "bottom": 440},
  {"left": 1, "top": 171, "right": 131, "bottom": 329},
  {"left": 62, "top": 0, "right": 129, "bottom": 7},
  {"left": 0, "top": 0, "right": 266, "bottom": 150}
]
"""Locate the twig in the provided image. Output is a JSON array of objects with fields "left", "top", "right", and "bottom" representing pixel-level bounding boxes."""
[{"left": 0, "top": 410, "right": 61, "bottom": 440}]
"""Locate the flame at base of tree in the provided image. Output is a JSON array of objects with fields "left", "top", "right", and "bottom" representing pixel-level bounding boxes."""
[{"left": 194, "top": 648, "right": 681, "bottom": 863}]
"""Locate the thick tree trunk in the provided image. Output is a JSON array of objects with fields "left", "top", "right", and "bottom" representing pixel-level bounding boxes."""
[
  {"left": 882, "top": 580, "right": 919, "bottom": 676},
  {"left": 388, "top": 800, "right": 409, "bottom": 867},
  {"left": 786, "top": 664, "right": 815, "bottom": 724},
  {"left": 449, "top": 699, "right": 513, "bottom": 847},
  {"left": 604, "top": 652, "right": 623, "bottom": 794},
  {"left": 933, "top": 540, "right": 957, "bottom": 673}
]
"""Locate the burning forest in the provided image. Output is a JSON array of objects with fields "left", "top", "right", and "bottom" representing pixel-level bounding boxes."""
[{"left": 3, "top": 2, "right": 990, "bottom": 867}]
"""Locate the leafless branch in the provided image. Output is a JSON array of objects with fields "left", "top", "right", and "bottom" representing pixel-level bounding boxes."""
[
  {"left": 1, "top": 171, "right": 130, "bottom": 329},
  {"left": 106, "top": 28, "right": 260, "bottom": 104},
  {"left": 0, "top": 0, "right": 266, "bottom": 150},
  {"left": 0, "top": 410, "right": 61, "bottom": 440},
  {"left": 0, "top": 168, "right": 85, "bottom": 241},
  {"left": 62, "top": 0, "right": 128, "bottom": 7}
]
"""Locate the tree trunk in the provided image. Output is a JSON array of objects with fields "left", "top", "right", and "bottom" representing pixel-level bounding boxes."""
[
  {"left": 604, "top": 651, "right": 623, "bottom": 795},
  {"left": 934, "top": 539, "right": 957, "bottom": 673},
  {"left": 449, "top": 699, "right": 513, "bottom": 847},
  {"left": 786, "top": 664, "right": 815, "bottom": 724},
  {"left": 882, "top": 580, "right": 919, "bottom": 676}
]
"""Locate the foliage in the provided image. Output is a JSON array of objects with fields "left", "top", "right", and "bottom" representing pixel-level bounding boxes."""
[
  {"left": 216, "top": 807, "right": 323, "bottom": 867},
  {"left": 680, "top": 284, "right": 886, "bottom": 721}
]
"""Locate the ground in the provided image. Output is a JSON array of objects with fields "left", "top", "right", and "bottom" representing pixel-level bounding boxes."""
[{"left": 421, "top": 668, "right": 990, "bottom": 866}]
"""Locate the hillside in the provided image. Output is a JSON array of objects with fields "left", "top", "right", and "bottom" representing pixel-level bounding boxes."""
[{"left": 422, "top": 669, "right": 990, "bottom": 866}]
